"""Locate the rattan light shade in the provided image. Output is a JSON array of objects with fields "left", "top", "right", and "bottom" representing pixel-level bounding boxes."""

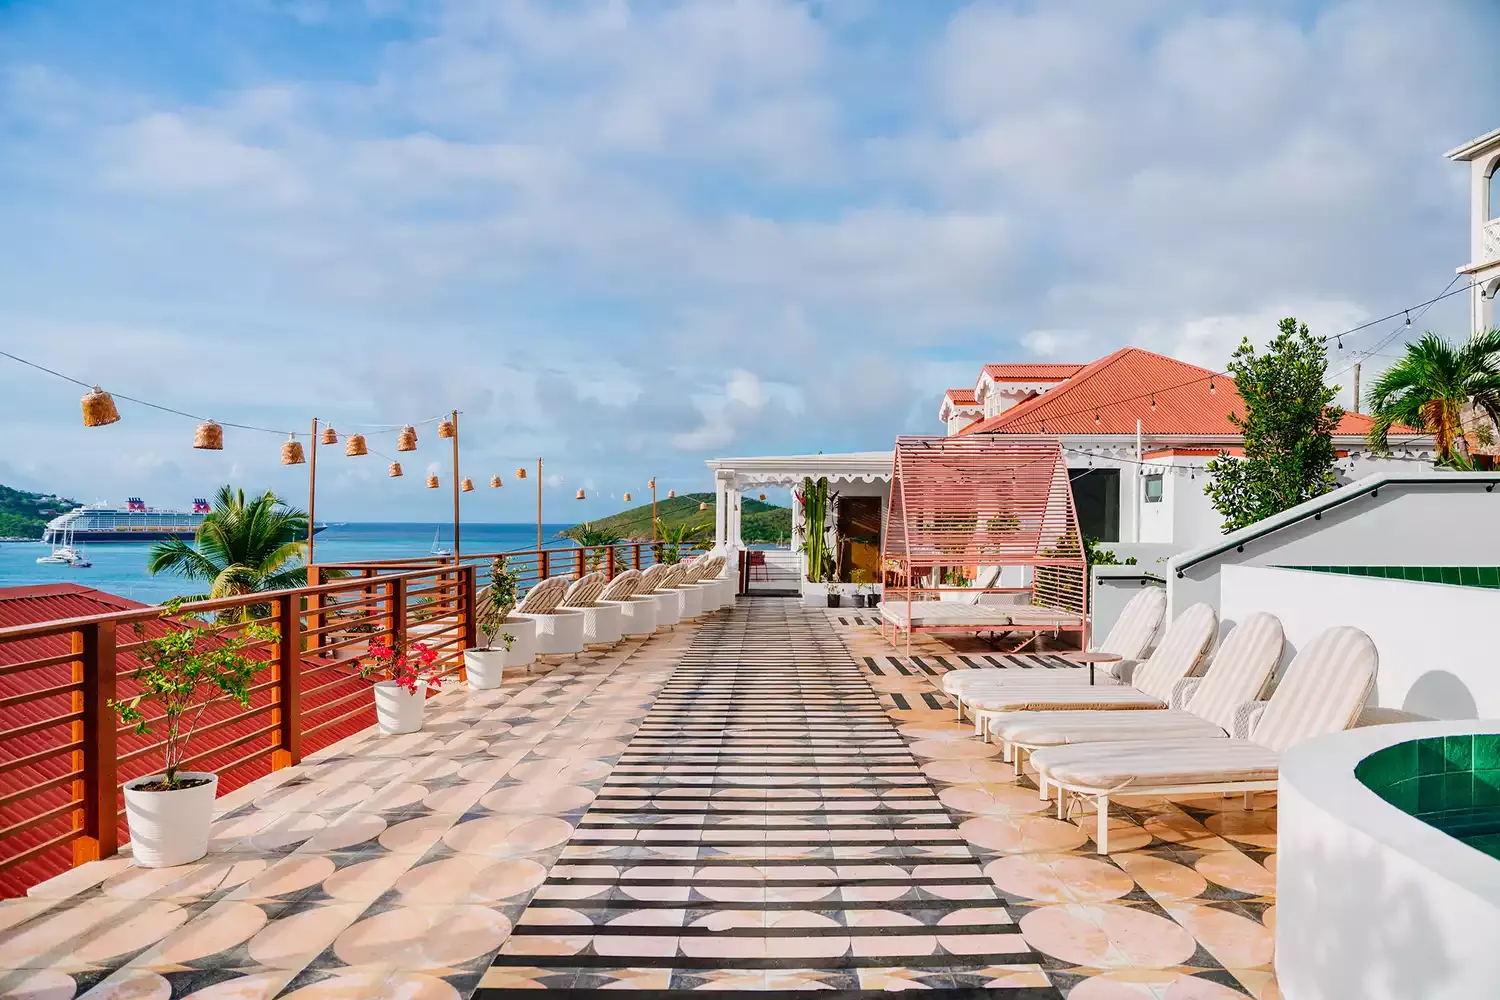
[
  {"left": 490, "top": 475, "right": 502, "bottom": 488},
  {"left": 344, "top": 433, "right": 368, "bottom": 457},
  {"left": 623, "top": 492, "right": 632, "bottom": 502},
  {"left": 389, "top": 462, "right": 403, "bottom": 478},
  {"left": 194, "top": 420, "right": 223, "bottom": 450},
  {"left": 321, "top": 427, "right": 337, "bottom": 445},
  {"left": 648, "top": 478, "right": 656, "bottom": 489},
  {"left": 81, "top": 385, "right": 120, "bottom": 427},
  {"left": 438, "top": 419, "right": 455, "bottom": 439},
  {"left": 698, "top": 501, "right": 708, "bottom": 511},
  {"left": 667, "top": 489, "right": 676, "bottom": 499},
  {"left": 759, "top": 493, "right": 766, "bottom": 500},
  {"left": 575, "top": 489, "right": 586, "bottom": 500},
  {"left": 462, "top": 478, "right": 474, "bottom": 492},
  {"left": 397, "top": 425, "right": 417, "bottom": 452},
  {"left": 515, "top": 467, "right": 527, "bottom": 479},
  {"left": 426, "top": 474, "right": 439, "bottom": 489},
  {"left": 281, "top": 436, "right": 305, "bottom": 466}
]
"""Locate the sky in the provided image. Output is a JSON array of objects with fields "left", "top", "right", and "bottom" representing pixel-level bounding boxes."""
[{"left": 0, "top": 0, "right": 1497, "bottom": 523}]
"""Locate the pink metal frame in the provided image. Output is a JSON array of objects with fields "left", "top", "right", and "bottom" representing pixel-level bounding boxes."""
[{"left": 880, "top": 435, "right": 1088, "bottom": 655}]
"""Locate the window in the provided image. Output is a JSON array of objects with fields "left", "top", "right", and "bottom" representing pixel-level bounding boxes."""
[
  {"left": 1490, "top": 162, "right": 1500, "bottom": 221},
  {"left": 1069, "top": 468, "right": 1120, "bottom": 541},
  {"left": 1144, "top": 474, "right": 1164, "bottom": 503}
]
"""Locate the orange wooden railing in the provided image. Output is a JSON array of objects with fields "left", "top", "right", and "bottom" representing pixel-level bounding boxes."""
[{"left": 0, "top": 563, "right": 474, "bottom": 898}]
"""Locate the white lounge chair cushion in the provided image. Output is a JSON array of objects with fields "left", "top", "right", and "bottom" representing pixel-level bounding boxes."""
[
  {"left": 1248, "top": 625, "right": 1377, "bottom": 752},
  {"left": 1097, "top": 587, "right": 1167, "bottom": 659},
  {"left": 1128, "top": 603, "right": 1217, "bottom": 703},
  {"left": 994, "top": 708, "right": 1230, "bottom": 747},
  {"left": 1032, "top": 738, "right": 1282, "bottom": 790},
  {"left": 947, "top": 667, "right": 1122, "bottom": 695},
  {"left": 882, "top": 603, "right": 1082, "bottom": 629},
  {"left": 1182, "top": 612, "right": 1283, "bottom": 732},
  {"left": 968, "top": 684, "right": 1168, "bottom": 713}
]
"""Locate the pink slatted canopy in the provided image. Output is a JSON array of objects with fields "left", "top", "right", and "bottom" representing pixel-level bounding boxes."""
[{"left": 882, "top": 436, "right": 1087, "bottom": 647}]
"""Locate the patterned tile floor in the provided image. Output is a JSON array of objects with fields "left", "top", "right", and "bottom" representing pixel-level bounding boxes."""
[{"left": 1, "top": 598, "right": 1281, "bottom": 999}]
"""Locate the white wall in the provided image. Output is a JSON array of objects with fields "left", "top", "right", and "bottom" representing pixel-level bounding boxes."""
[
  {"left": 1220, "top": 564, "right": 1500, "bottom": 719},
  {"left": 1091, "top": 568, "right": 1165, "bottom": 650}
]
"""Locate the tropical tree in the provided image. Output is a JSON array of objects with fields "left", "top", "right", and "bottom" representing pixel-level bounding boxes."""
[
  {"left": 653, "top": 519, "right": 710, "bottom": 565},
  {"left": 1204, "top": 318, "right": 1343, "bottom": 532},
  {"left": 571, "top": 521, "right": 623, "bottom": 571},
  {"left": 1365, "top": 329, "right": 1500, "bottom": 468},
  {"left": 147, "top": 486, "right": 311, "bottom": 610}
]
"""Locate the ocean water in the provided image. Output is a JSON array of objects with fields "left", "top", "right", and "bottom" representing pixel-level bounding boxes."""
[{"left": 0, "top": 522, "right": 580, "bottom": 606}]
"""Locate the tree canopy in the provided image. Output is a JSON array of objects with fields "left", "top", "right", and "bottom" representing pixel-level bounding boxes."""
[{"left": 1365, "top": 329, "right": 1500, "bottom": 468}]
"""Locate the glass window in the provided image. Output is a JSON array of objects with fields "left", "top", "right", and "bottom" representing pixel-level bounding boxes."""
[
  {"left": 1144, "top": 474, "right": 1164, "bottom": 503},
  {"left": 1491, "top": 163, "right": 1500, "bottom": 221}
]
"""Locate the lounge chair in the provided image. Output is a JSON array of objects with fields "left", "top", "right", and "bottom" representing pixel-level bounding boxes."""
[
  {"left": 686, "top": 555, "right": 727, "bottom": 612},
  {"left": 637, "top": 563, "right": 681, "bottom": 627},
  {"left": 1031, "top": 625, "right": 1377, "bottom": 853},
  {"left": 964, "top": 603, "right": 1218, "bottom": 741},
  {"left": 514, "top": 575, "right": 585, "bottom": 657},
  {"left": 995, "top": 611, "right": 1284, "bottom": 783},
  {"left": 600, "top": 569, "right": 655, "bottom": 636},
  {"left": 676, "top": 557, "right": 719, "bottom": 614},
  {"left": 944, "top": 586, "right": 1166, "bottom": 708},
  {"left": 560, "top": 571, "right": 621, "bottom": 647}
]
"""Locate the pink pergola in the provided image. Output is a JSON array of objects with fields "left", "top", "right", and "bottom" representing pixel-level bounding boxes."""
[{"left": 881, "top": 435, "right": 1088, "bottom": 653}]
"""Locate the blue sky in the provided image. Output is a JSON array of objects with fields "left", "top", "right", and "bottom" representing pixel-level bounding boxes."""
[{"left": 1, "top": 0, "right": 1497, "bottom": 521}]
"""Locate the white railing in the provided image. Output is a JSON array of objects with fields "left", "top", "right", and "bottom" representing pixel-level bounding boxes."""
[{"left": 1483, "top": 217, "right": 1500, "bottom": 263}]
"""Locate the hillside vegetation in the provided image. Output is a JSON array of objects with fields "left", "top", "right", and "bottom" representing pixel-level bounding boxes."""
[
  {"left": 561, "top": 492, "right": 791, "bottom": 544},
  {"left": 0, "top": 484, "right": 74, "bottom": 539}
]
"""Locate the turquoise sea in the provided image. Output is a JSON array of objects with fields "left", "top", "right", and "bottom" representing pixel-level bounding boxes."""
[{"left": 0, "top": 522, "right": 580, "bottom": 606}]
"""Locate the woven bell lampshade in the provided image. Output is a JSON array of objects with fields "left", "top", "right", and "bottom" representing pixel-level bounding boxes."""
[
  {"left": 490, "top": 475, "right": 502, "bottom": 488},
  {"left": 426, "top": 474, "right": 439, "bottom": 489},
  {"left": 321, "top": 426, "right": 337, "bottom": 445},
  {"left": 438, "top": 419, "right": 455, "bottom": 439},
  {"left": 281, "top": 435, "right": 305, "bottom": 466},
  {"left": 345, "top": 433, "right": 368, "bottom": 457},
  {"left": 389, "top": 462, "right": 403, "bottom": 478},
  {"left": 759, "top": 493, "right": 766, "bottom": 501},
  {"left": 194, "top": 420, "right": 223, "bottom": 450},
  {"left": 698, "top": 501, "right": 708, "bottom": 511},
  {"left": 623, "top": 492, "right": 632, "bottom": 502},
  {"left": 575, "top": 489, "right": 586, "bottom": 500},
  {"left": 667, "top": 489, "right": 676, "bottom": 499},
  {"left": 462, "top": 478, "right": 474, "bottom": 492},
  {"left": 397, "top": 425, "right": 417, "bottom": 452},
  {"left": 515, "top": 467, "right": 527, "bottom": 479},
  {"left": 80, "top": 385, "right": 120, "bottom": 427},
  {"left": 648, "top": 478, "right": 656, "bottom": 489}
]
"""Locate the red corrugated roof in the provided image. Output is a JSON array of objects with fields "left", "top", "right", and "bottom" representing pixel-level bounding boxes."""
[
  {"left": 962, "top": 347, "right": 1412, "bottom": 438},
  {"left": 980, "top": 363, "right": 1083, "bottom": 382},
  {"left": 0, "top": 584, "right": 380, "bottom": 898}
]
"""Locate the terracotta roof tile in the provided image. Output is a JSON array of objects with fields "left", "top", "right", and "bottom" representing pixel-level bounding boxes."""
[
  {"left": 943, "top": 388, "right": 979, "bottom": 405},
  {"left": 979, "top": 363, "right": 1083, "bottom": 382}
]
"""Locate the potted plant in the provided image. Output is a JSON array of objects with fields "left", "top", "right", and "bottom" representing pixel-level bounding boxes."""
[
  {"left": 463, "top": 556, "right": 531, "bottom": 688},
  {"left": 358, "top": 638, "right": 440, "bottom": 734},
  {"left": 464, "top": 627, "right": 517, "bottom": 690},
  {"left": 113, "top": 604, "right": 274, "bottom": 868}
]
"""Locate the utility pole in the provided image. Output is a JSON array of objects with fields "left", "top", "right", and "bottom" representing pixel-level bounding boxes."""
[{"left": 1352, "top": 363, "right": 1361, "bottom": 414}]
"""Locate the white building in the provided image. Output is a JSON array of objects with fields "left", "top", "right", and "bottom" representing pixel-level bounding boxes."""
[{"left": 1447, "top": 126, "right": 1500, "bottom": 335}]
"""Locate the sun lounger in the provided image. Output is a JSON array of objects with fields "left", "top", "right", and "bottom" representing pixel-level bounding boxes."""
[
  {"left": 944, "top": 586, "right": 1166, "bottom": 705},
  {"left": 1031, "top": 625, "right": 1377, "bottom": 853},
  {"left": 560, "top": 571, "right": 622, "bottom": 646},
  {"left": 514, "top": 575, "right": 585, "bottom": 657},
  {"left": 638, "top": 563, "right": 682, "bottom": 626},
  {"left": 964, "top": 603, "right": 1218, "bottom": 739},
  {"left": 995, "top": 611, "right": 1284, "bottom": 780},
  {"left": 599, "top": 569, "right": 655, "bottom": 636}
]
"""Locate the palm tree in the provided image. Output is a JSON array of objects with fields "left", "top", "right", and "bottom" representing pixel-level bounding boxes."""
[
  {"left": 1366, "top": 329, "right": 1500, "bottom": 467},
  {"left": 654, "top": 518, "right": 710, "bottom": 565},
  {"left": 570, "top": 521, "right": 622, "bottom": 571},
  {"left": 148, "top": 486, "right": 310, "bottom": 607}
]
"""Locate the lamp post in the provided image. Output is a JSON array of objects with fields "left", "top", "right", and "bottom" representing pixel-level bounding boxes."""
[
  {"left": 306, "top": 417, "right": 320, "bottom": 565},
  {"left": 536, "top": 458, "right": 544, "bottom": 551},
  {"left": 649, "top": 478, "right": 657, "bottom": 542},
  {"left": 449, "top": 409, "right": 461, "bottom": 561}
]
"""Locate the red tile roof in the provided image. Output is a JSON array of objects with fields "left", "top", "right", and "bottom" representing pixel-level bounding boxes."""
[
  {"left": 943, "top": 388, "right": 979, "bottom": 405},
  {"left": 980, "top": 363, "right": 1083, "bottom": 382},
  {"left": 962, "top": 347, "right": 1412, "bottom": 438}
]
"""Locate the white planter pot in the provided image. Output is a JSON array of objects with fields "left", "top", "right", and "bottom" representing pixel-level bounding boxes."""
[
  {"left": 463, "top": 647, "right": 520, "bottom": 689},
  {"left": 519, "top": 610, "right": 586, "bottom": 656},
  {"left": 374, "top": 679, "right": 427, "bottom": 734},
  {"left": 123, "top": 771, "right": 219, "bottom": 869},
  {"left": 616, "top": 596, "right": 657, "bottom": 636}
]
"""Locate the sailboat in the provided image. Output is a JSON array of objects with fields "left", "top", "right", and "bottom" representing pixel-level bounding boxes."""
[
  {"left": 429, "top": 528, "right": 452, "bottom": 558},
  {"left": 36, "top": 527, "right": 92, "bottom": 568}
]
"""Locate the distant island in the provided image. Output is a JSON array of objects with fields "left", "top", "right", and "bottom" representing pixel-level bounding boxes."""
[
  {"left": 0, "top": 484, "right": 74, "bottom": 540},
  {"left": 560, "top": 492, "right": 791, "bottom": 544}
]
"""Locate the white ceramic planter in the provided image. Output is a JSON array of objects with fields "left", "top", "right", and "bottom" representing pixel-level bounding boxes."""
[
  {"left": 463, "top": 647, "right": 516, "bottom": 689},
  {"left": 578, "top": 602, "right": 624, "bottom": 646},
  {"left": 616, "top": 596, "right": 658, "bottom": 636},
  {"left": 123, "top": 771, "right": 219, "bottom": 869},
  {"left": 520, "top": 610, "right": 586, "bottom": 657},
  {"left": 374, "top": 679, "right": 427, "bottom": 734},
  {"left": 650, "top": 589, "right": 682, "bottom": 627}
]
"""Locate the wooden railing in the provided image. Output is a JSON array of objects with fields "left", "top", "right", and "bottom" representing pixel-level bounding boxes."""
[{"left": 0, "top": 563, "right": 474, "bottom": 898}]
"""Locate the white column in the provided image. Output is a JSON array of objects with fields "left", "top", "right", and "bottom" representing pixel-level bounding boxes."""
[
  {"left": 713, "top": 470, "right": 733, "bottom": 553},
  {"left": 731, "top": 486, "right": 744, "bottom": 548}
]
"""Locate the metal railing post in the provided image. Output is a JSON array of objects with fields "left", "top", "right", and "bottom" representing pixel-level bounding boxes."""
[
  {"left": 77, "top": 621, "right": 117, "bottom": 864},
  {"left": 633, "top": 543, "right": 642, "bottom": 570},
  {"left": 272, "top": 596, "right": 303, "bottom": 769},
  {"left": 540, "top": 549, "right": 550, "bottom": 580},
  {"left": 577, "top": 547, "right": 585, "bottom": 578},
  {"left": 606, "top": 546, "right": 616, "bottom": 578},
  {"left": 390, "top": 576, "right": 407, "bottom": 650},
  {"left": 460, "top": 564, "right": 478, "bottom": 652},
  {"left": 306, "top": 565, "right": 325, "bottom": 656}
]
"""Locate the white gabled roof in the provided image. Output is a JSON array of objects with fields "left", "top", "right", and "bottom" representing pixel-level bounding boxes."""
[
  {"left": 705, "top": 451, "right": 894, "bottom": 487},
  {"left": 1446, "top": 126, "right": 1500, "bottom": 162}
]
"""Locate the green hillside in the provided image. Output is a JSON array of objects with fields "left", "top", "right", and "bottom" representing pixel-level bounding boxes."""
[
  {"left": 0, "top": 484, "right": 74, "bottom": 539},
  {"left": 561, "top": 492, "right": 791, "bottom": 544}
]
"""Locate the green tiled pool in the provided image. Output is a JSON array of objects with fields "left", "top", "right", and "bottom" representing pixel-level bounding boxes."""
[
  {"left": 1356, "top": 734, "right": 1500, "bottom": 859},
  {"left": 1279, "top": 565, "right": 1500, "bottom": 588}
]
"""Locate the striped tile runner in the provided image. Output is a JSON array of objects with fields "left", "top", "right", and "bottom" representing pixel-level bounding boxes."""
[{"left": 477, "top": 599, "right": 1058, "bottom": 998}]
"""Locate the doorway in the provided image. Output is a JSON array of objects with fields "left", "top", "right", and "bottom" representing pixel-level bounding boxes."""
[{"left": 1069, "top": 468, "right": 1119, "bottom": 542}]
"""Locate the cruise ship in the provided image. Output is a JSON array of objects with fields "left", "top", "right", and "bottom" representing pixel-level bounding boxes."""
[{"left": 42, "top": 498, "right": 327, "bottom": 543}]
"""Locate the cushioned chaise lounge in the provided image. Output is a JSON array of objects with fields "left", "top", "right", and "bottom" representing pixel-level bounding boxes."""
[
  {"left": 637, "top": 564, "right": 681, "bottom": 627},
  {"left": 964, "top": 603, "right": 1218, "bottom": 741},
  {"left": 560, "top": 571, "right": 622, "bottom": 647},
  {"left": 600, "top": 569, "right": 655, "bottom": 637},
  {"left": 997, "top": 611, "right": 1284, "bottom": 785},
  {"left": 514, "top": 576, "right": 585, "bottom": 657},
  {"left": 1031, "top": 625, "right": 1378, "bottom": 853},
  {"left": 944, "top": 587, "right": 1167, "bottom": 712}
]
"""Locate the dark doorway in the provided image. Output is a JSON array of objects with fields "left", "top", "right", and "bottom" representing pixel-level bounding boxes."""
[
  {"left": 1069, "top": 468, "right": 1119, "bottom": 542},
  {"left": 836, "top": 496, "right": 883, "bottom": 584}
]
